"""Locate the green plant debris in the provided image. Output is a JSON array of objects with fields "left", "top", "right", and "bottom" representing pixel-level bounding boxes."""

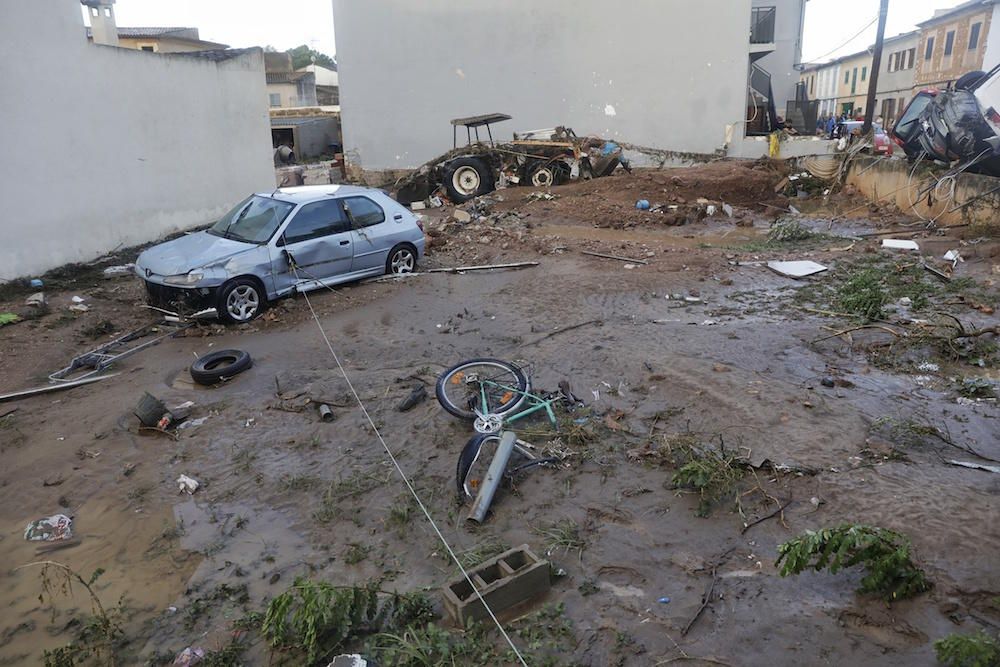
[
  {"left": 343, "top": 542, "right": 372, "bottom": 565},
  {"left": 263, "top": 579, "right": 437, "bottom": 665},
  {"left": 262, "top": 578, "right": 381, "bottom": 664},
  {"left": 314, "top": 470, "right": 389, "bottom": 523},
  {"left": 534, "top": 519, "right": 585, "bottom": 559},
  {"left": 934, "top": 631, "right": 1000, "bottom": 667},
  {"left": 455, "top": 536, "right": 509, "bottom": 569},
  {"left": 0, "top": 312, "right": 21, "bottom": 326},
  {"left": 767, "top": 218, "right": 814, "bottom": 242},
  {"left": 671, "top": 446, "right": 750, "bottom": 518},
  {"left": 836, "top": 267, "right": 888, "bottom": 321},
  {"left": 18, "top": 562, "right": 127, "bottom": 667},
  {"left": 776, "top": 524, "right": 931, "bottom": 601},
  {"left": 957, "top": 377, "right": 998, "bottom": 399},
  {"left": 372, "top": 621, "right": 497, "bottom": 666}
]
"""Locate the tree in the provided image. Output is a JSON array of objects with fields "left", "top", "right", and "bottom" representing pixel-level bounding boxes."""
[{"left": 286, "top": 44, "right": 336, "bottom": 70}]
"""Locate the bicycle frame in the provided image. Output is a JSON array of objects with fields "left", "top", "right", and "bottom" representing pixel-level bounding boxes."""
[{"left": 477, "top": 378, "right": 559, "bottom": 429}]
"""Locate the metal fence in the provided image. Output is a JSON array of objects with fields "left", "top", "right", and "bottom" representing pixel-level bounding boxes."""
[{"left": 750, "top": 6, "right": 776, "bottom": 44}]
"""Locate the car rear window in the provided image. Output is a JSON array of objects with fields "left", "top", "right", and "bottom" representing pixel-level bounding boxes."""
[
  {"left": 342, "top": 196, "right": 385, "bottom": 228},
  {"left": 895, "top": 94, "right": 934, "bottom": 139}
]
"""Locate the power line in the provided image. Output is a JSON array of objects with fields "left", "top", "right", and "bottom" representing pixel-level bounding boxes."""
[{"left": 807, "top": 15, "right": 879, "bottom": 63}]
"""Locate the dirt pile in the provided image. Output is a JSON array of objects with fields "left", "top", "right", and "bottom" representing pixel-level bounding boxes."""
[{"left": 498, "top": 159, "right": 790, "bottom": 229}]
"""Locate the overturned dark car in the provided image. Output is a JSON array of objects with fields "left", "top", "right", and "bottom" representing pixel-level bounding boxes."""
[
  {"left": 393, "top": 113, "right": 630, "bottom": 205},
  {"left": 891, "top": 66, "right": 1000, "bottom": 176}
]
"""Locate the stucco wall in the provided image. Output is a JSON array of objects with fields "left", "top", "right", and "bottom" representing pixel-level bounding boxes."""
[
  {"left": 0, "top": 0, "right": 274, "bottom": 280},
  {"left": 333, "top": 0, "right": 752, "bottom": 171},
  {"left": 983, "top": 4, "right": 1000, "bottom": 69}
]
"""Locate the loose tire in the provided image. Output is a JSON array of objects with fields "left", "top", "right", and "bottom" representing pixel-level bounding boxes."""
[
  {"left": 190, "top": 349, "right": 253, "bottom": 386},
  {"left": 443, "top": 157, "right": 494, "bottom": 203},
  {"left": 955, "top": 70, "right": 986, "bottom": 91},
  {"left": 218, "top": 277, "right": 264, "bottom": 324},
  {"left": 386, "top": 244, "right": 417, "bottom": 275},
  {"left": 435, "top": 358, "right": 529, "bottom": 420}
]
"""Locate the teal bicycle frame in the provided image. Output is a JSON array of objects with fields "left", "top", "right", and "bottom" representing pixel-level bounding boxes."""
[{"left": 477, "top": 378, "right": 559, "bottom": 429}]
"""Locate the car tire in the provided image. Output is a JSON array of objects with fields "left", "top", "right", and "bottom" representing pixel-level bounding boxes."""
[
  {"left": 955, "top": 71, "right": 986, "bottom": 91},
  {"left": 190, "top": 349, "right": 253, "bottom": 386},
  {"left": 443, "top": 157, "right": 494, "bottom": 203},
  {"left": 217, "top": 277, "right": 265, "bottom": 324},
  {"left": 386, "top": 244, "right": 418, "bottom": 275}
]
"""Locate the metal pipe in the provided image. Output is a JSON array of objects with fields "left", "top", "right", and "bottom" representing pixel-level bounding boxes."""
[
  {"left": 467, "top": 431, "right": 516, "bottom": 524},
  {"left": 318, "top": 403, "right": 335, "bottom": 422}
]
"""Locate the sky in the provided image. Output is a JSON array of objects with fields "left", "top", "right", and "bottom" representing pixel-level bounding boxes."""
[
  {"left": 83, "top": 0, "right": 337, "bottom": 54},
  {"left": 87, "top": 0, "right": 966, "bottom": 62},
  {"left": 801, "top": 0, "right": 967, "bottom": 62}
]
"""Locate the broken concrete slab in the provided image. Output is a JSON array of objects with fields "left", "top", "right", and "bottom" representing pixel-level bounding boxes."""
[
  {"left": 882, "top": 239, "right": 920, "bottom": 251},
  {"left": 453, "top": 209, "right": 472, "bottom": 223},
  {"left": 767, "top": 260, "right": 828, "bottom": 279}
]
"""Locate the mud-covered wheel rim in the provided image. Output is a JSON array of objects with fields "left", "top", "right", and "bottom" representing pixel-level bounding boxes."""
[
  {"left": 226, "top": 285, "right": 259, "bottom": 322},
  {"left": 452, "top": 166, "right": 481, "bottom": 197},
  {"left": 531, "top": 166, "right": 555, "bottom": 187},
  {"left": 390, "top": 248, "right": 415, "bottom": 274}
]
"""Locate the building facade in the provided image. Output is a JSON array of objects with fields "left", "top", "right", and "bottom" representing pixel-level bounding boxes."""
[
  {"left": 915, "top": 0, "right": 995, "bottom": 90},
  {"left": 332, "top": 0, "right": 808, "bottom": 174},
  {"left": 0, "top": 0, "right": 274, "bottom": 279},
  {"left": 835, "top": 50, "right": 874, "bottom": 117},
  {"left": 266, "top": 52, "right": 318, "bottom": 108},
  {"left": 874, "top": 31, "right": 919, "bottom": 126},
  {"left": 85, "top": 26, "right": 228, "bottom": 52},
  {"left": 800, "top": 61, "right": 841, "bottom": 118}
]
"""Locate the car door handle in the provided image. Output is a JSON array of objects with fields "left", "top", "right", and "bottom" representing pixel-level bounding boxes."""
[
  {"left": 394, "top": 214, "right": 403, "bottom": 221},
  {"left": 340, "top": 240, "right": 350, "bottom": 246}
]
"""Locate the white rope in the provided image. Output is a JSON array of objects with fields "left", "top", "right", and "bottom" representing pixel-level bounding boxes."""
[{"left": 288, "top": 264, "right": 529, "bottom": 666}]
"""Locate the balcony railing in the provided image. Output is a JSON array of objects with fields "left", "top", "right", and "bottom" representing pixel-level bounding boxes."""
[{"left": 750, "top": 6, "right": 776, "bottom": 44}]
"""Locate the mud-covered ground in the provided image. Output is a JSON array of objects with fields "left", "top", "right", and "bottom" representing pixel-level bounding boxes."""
[{"left": 0, "top": 165, "right": 998, "bottom": 666}]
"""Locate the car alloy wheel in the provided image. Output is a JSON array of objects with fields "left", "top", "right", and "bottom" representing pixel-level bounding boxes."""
[
  {"left": 390, "top": 247, "right": 415, "bottom": 274},
  {"left": 226, "top": 284, "right": 260, "bottom": 322},
  {"left": 452, "top": 166, "right": 481, "bottom": 197}
]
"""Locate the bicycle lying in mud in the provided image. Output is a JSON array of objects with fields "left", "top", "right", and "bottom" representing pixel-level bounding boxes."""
[{"left": 435, "top": 358, "right": 574, "bottom": 501}]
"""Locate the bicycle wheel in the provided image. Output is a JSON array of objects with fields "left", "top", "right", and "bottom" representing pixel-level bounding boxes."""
[
  {"left": 435, "top": 358, "right": 529, "bottom": 420},
  {"left": 456, "top": 432, "right": 498, "bottom": 499}
]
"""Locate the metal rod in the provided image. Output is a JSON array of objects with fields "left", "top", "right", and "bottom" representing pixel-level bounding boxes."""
[
  {"left": 426, "top": 261, "right": 539, "bottom": 273},
  {"left": 467, "top": 431, "right": 516, "bottom": 523},
  {"left": 0, "top": 374, "right": 118, "bottom": 404},
  {"left": 580, "top": 250, "right": 649, "bottom": 264}
]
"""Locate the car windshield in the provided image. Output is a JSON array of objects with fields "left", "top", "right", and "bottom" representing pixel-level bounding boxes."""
[{"left": 208, "top": 196, "right": 294, "bottom": 244}]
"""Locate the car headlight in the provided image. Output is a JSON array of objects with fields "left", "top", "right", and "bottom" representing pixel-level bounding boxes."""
[{"left": 164, "top": 271, "right": 204, "bottom": 285}]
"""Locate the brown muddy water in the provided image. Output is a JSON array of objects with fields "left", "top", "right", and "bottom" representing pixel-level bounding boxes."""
[{"left": 0, "top": 222, "right": 998, "bottom": 665}]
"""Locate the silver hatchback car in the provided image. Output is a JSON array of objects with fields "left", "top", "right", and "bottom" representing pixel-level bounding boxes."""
[{"left": 135, "top": 185, "right": 425, "bottom": 322}]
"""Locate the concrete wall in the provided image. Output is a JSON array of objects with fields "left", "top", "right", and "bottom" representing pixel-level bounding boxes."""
[
  {"left": 752, "top": 0, "right": 807, "bottom": 112},
  {"left": 0, "top": 0, "right": 274, "bottom": 280},
  {"left": 846, "top": 156, "right": 1000, "bottom": 229},
  {"left": 333, "top": 0, "right": 754, "bottom": 171}
]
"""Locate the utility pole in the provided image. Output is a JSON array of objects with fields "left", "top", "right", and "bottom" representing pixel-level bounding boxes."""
[{"left": 863, "top": 0, "right": 890, "bottom": 134}]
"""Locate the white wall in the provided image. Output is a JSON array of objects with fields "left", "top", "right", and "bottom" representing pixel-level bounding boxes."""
[
  {"left": 0, "top": 0, "right": 274, "bottom": 280},
  {"left": 333, "top": 0, "right": 752, "bottom": 171}
]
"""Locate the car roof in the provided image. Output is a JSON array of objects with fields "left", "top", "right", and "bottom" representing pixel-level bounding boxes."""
[{"left": 255, "top": 184, "right": 382, "bottom": 205}]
